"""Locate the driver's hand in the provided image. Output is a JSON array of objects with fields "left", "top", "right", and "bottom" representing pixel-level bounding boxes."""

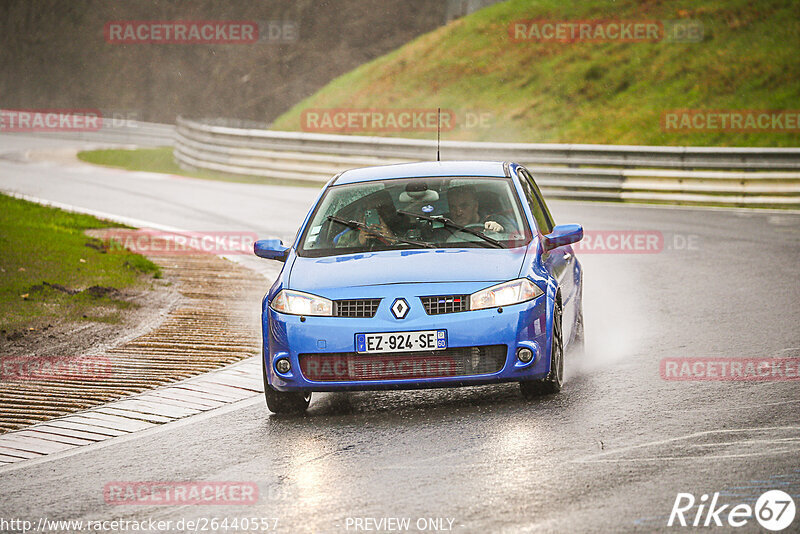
[{"left": 484, "top": 220, "right": 504, "bottom": 233}]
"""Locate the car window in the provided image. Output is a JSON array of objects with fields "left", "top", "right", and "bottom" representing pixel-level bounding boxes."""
[
  {"left": 517, "top": 168, "right": 554, "bottom": 234},
  {"left": 298, "top": 176, "right": 531, "bottom": 257}
]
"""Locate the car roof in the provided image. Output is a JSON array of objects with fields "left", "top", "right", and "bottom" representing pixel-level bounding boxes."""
[{"left": 333, "top": 161, "right": 511, "bottom": 185}]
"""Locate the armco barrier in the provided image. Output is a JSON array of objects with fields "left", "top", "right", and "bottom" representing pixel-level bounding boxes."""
[
  {"left": 7, "top": 116, "right": 176, "bottom": 147},
  {"left": 174, "top": 117, "right": 800, "bottom": 208}
]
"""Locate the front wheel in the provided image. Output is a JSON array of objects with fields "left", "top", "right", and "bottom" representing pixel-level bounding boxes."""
[
  {"left": 262, "top": 357, "right": 310, "bottom": 414},
  {"left": 520, "top": 302, "right": 564, "bottom": 398}
]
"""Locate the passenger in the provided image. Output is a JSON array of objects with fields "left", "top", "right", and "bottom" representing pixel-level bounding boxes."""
[{"left": 335, "top": 203, "right": 399, "bottom": 247}]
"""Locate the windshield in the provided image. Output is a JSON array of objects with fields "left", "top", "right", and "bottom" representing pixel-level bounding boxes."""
[{"left": 298, "top": 176, "right": 531, "bottom": 257}]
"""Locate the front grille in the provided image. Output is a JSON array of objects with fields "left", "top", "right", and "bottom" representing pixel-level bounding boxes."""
[
  {"left": 334, "top": 299, "right": 381, "bottom": 318},
  {"left": 299, "top": 345, "right": 506, "bottom": 382},
  {"left": 420, "top": 295, "right": 470, "bottom": 315}
]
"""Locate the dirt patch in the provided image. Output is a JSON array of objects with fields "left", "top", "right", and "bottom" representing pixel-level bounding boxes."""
[{"left": 1, "top": 279, "right": 180, "bottom": 359}]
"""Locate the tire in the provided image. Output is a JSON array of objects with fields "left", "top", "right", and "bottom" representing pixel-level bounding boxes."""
[
  {"left": 262, "top": 357, "right": 310, "bottom": 414},
  {"left": 520, "top": 301, "right": 564, "bottom": 398}
]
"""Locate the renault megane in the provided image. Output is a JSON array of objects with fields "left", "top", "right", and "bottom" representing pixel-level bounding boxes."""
[{"left": 254, "top": 161, "right": 584, "bottom": 414}]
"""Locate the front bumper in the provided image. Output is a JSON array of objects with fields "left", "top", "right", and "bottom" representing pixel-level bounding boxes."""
[{"left": 263, "top": 284, "right": 552, "bottom": 392}]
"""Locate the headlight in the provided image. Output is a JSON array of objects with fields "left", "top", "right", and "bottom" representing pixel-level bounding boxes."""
[
  {"left": 270, "top": 289, "right": 333, "bottom": 316},
  {"left": 470, "top": 278, "right": 543, "bottom": 310}
]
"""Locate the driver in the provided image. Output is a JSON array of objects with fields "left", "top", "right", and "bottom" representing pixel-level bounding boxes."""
[{"left": 447, "top": 185, "right": 508, "bottom": 233}]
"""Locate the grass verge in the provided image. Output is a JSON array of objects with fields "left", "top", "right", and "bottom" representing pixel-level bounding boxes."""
[{"left": 0, "top": 193, "right": 162, "bottom": 334}]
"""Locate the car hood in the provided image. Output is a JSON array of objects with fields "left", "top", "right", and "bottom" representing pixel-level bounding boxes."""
[{"left": 288, "top": 247, "right": 528, "bottom": 290}]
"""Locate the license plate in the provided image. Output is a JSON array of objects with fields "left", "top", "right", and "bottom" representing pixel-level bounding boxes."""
[{"left": 356, "top": 330, "right": 447, "bottom": 354}]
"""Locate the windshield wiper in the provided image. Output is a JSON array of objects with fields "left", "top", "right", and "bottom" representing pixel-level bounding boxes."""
[
  {"left": 397, "top": 210, "right": 504, "bottom": 249},
  {"left": 327, "top": 215, "right": 435, "bottom": 249}
]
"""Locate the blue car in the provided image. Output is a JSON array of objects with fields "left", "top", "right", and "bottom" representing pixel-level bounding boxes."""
[{"left": 254, "top": 161, "right": 584, "bottom": 414}]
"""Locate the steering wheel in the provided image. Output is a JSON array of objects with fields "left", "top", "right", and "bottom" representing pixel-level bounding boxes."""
[{"left": 468, "top": 222, "right": 505, "bottom": 234}]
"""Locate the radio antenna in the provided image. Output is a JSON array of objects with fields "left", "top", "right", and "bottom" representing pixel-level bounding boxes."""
[{"left": 436, "top": 107, "right": 441, "bottom": 162}]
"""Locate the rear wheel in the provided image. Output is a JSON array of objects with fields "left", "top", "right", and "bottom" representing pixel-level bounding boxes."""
[
  {"left": 262, "top": 357, "right": 310, "bottom": 414},
  {"left": 520, "top": 301, "right": 564, "bottom": 398}
]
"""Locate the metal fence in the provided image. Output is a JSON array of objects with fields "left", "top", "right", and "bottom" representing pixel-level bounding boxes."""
[
  {"left": 174, "top": 117, "right": 800, "bottom": 208},
  {"left": 24, "top": 117, "right": 175, "bottom": 147}
]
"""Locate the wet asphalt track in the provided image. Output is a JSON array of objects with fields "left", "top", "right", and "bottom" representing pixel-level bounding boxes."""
[{"left": 0, "top": 134, "right": 799, "bottom": 533}]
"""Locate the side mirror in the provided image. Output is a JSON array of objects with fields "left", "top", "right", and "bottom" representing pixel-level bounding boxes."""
[
  {"left": 542, "top": 224, "right": 583, "bottom": 252},
  {"left": 254, "top": 239, "right": 289, "bottom": 262}
]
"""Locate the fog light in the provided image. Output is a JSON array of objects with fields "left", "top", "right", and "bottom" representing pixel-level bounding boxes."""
[
  {"left": 275, "top": 358, "right": 291, "bottom": 374},
  {"left": 517, "top": 348, "right": 534, "bottom": 363}
]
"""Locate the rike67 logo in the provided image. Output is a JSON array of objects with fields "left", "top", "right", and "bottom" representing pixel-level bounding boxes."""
[{"left": 668, "top": 490, "right": 796, "bottom": 531}]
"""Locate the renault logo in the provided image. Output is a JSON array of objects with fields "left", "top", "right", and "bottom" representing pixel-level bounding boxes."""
[{"left": 390, "top": 298, "right": 410, "bottom": 319}]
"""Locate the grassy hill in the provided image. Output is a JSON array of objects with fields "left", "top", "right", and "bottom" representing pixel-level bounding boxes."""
[{"left": 272, "top": 0, "right": 800, "bottom": 146}]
